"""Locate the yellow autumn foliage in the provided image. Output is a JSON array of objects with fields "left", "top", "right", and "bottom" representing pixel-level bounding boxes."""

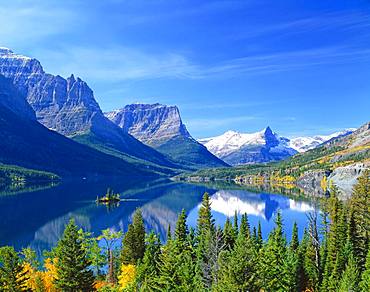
[
  {"left": 42, "top": 257, "right": 59, "bottom": 292},
  {"left": 23, "top": 262, "right": 44, "bottom": 291},
  {"left": 118, "top": 264, "right": 136, "bottom": 290}
]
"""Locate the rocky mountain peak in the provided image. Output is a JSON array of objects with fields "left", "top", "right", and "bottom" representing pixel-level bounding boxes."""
[
  {"left": 263, "top": 126, "right": 279, "bottom": 147},
  {"left": 0, "top": 47, "right": 44, "bottom": 76},
  {"left": 0, "top": 47, "right": 14, "bottom": 55},
  {"left": 106, "top": 103, "right": 191, "bottom": 146}
]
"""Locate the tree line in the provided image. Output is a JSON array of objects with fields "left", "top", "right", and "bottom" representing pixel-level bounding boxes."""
[{"left": 0, "top": 171, "right": 369, "bottom": 291}]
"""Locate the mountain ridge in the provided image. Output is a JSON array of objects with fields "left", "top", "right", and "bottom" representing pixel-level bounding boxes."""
[
  {"left": 0, "top": 74, "right": 164, "bottom": 178},
  {"left": 199, "top": 127, "right": 354, "bottom": 165},
  {"left": 106, "top": 103, "right": 228, "bottom": 169},
  {"left": 0, "top": 47, "right": 181, "bottom": 171}
]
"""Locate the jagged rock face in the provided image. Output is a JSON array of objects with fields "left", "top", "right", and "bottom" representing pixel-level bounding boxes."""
[
  {"left": 0, "top": 74, "right": 35, "bottom": 120},
  {"left": 0, "top": 48, "right": 181, "bottom": 170},
  {"left": 106, "top": 103, "right": 190, "bottom": 146},
  {"left": 0, "top": 48, "right": 101, "bottom": 135},
  {"left": 107, "top": 103, "right": 228, "bottom": 169}
]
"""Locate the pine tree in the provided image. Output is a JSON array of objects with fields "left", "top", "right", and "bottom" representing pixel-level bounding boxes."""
[
  {"left": 233, "top": 210, "right": 239, "bottom": 238},
  {"left": 217, "top": 214, "right": 257, "bottom": 291},
  {"left": 239, "top": 213, "right": 250, "bottom": 240},
  {"left": 175, "top": 209, "right": 188, "bottom": 250},
  {"left": 54, "top": 219, "right": 95, "bottom": 291},
  {"left": 338, "top": 253, "right": 360, "bottom": 292},
  {"left": 305, "top": 211, "right": 320, "bottom": 292},
  {"left": 349, "top": 170, "right": 369, "bottom": 271},
  {"left": 258, "top": 211, "right": 287, "bottom": 291},
  {"left": 223, "top": 218, "right": 235, "bottom": 251},
  {"left": 196, "top": 192, "right": 216, "bottom": 288},
  {"left": 197, "top": 192, "right": 215, "bottom": 238},
  {"left": 121, "top": 209, "right": 146, "bottom": 265},
  {"left": 257, "top": 221, "right": 263, "bottom": 250},
  {"left": 322, "top": 188, "right": 342, "bottom": 291},
  {"left": 157, "top": 225, "right": 201, "bottom": 291},
  {"left": 136, "top": 232, "right": 161, "bottom": 290},
  {"left": 0, "top": 246, "right": 28, "bottom": 291},
  {"left": 290, "top": 222, "right": 299, "bottom": 251},
  {"left": 360, "top": 247, "right": 370, "bottom": 292}
]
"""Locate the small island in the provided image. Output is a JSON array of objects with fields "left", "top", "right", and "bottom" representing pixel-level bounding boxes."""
[{"left": 96, "top": 188, "right": 121, "bottom": 204}]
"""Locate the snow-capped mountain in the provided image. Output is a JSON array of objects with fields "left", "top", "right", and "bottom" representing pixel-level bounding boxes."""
[
  {"left": 199, "top": 127, "right": 355, "bottom": 165},
  {"left": 288, "top": 129, "right": 355, "bottom": 152},
  {"left": 199, "top": 127, "right": 297, "bottom": 165}
]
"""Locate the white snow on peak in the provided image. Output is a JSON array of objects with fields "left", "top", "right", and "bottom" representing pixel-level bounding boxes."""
[
  {"left": 0, "top": 47, "right": 32, "bottom": 60},
  {"left": 199, "top": 128, "right": 356, "bottom": 157},
  {"left": 289, "top": 129, "right": 355, "bottom": 152},
  {"left": 198, "top": 128, "right": 275, "bottom": 157}
]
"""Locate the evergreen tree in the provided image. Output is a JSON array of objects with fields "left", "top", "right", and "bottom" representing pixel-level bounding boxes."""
[
  {"left": 136, "top": 232, "right": 161, "bottom": 290},
  {"left": 257, "top": 221, "right": 263, "bottom": 250},
  {"left": 167, "top": 224, "right": 172, "bottom": 241},
  {"left": 349, "top": 170, "right": 369, "bottom": 271},
  {"left": 174, "top": 209, "right": 188, "bottom": 250},
  {"left": 338, "top": 253, "right": 360, "bottom": 292},
  {"left": 233, "top": 210, "right": 239, "bottom": 238},
  {"left": 196, "top": 192, "right": 216, "bottom": 288},
  {"left": 223, "top": 218, "right": 235, "bottom": 251},
  {"left": 54, "top": 219, "right": 95, "bottom": 291},
  {"left": 322, "top": 188, "right": 342, "bottom": 291},
  {"left": 157, "top": 222, "right": 201, "bottom": 291},
  {"left": 304, "top": 211, "right": 320, "bottom": 292},
  {"left": 360, "top": 247, "right": 370, "bottom": 291},
  {"left": 121, "top": 209, "right": 146, "bottom": 265},
  {"left": 0, "top": 246, "right": 28, "bottom": 291},
  {"left": 217, "top": 214, "right": 257, "bottom": 291},
  {"left": 239, "top": 213, "right": 250, "bottom": 240},
  {"left": 258, "top": 211, "right": 288, "bottom": 291},
  {"left": 290, "top": 222, "right": 299, "bottom": 251},
  {"left": 196, "top": 192, "right": 215, "bottom": 238}
]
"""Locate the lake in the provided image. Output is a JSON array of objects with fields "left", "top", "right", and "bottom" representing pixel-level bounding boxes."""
[{"left": 0, "top": 178, "right": 320, "bottom": 256}]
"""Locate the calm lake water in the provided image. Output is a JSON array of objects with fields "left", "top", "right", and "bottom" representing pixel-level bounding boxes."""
[{"left": 0, "top": 178, "right": 320, "bottom": 256}]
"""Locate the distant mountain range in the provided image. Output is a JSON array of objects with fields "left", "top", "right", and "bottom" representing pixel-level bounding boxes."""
[
  {"left": 184, "top": 121, "right": 369, "bottom": 198},
  {"left": 289, "top": 130, "right": 356, "bottom": 152},
  {"left": 105, "top": 104, "right": 228, "bottom": 169},
  {"left": 199, "top": 127, "right": 354, "bottom": 165}
]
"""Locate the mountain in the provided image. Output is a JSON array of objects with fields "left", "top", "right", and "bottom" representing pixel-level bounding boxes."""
[
  {"left": 199, "top": 127, "right": 297, "bottom": 165},
  {"left": 0, "top": 47, "right": 179, "bottom": 171},
  {"left": 288, "top": 129, "right": 355, "bottom": 152},
  {"left": 0, "top": 74, "right": 162, "bottom": 178},
  {"left": 105, "top": 103, "right": 228, "bottom": 169},
  {"left": 184, "top": 121, "right": 369, "bottom": 198},
  {"left": 199, "top": 127, "right": 356, "bottom": 165}
]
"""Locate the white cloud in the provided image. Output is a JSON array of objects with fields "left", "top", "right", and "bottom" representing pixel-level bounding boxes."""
[
  {"left": 27, "top": 44, "right": 370, "bottom": 85},
  {"left": 0, "top": 1, "right": 79, "bottom": 45}
]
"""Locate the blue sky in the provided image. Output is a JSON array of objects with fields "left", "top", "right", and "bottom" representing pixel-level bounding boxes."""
[{"left": 1, "top": 0, "right": 369, "bottom": 138}]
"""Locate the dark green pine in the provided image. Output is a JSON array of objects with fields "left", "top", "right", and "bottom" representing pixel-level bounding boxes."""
[{"left": 54, "top": 219, "right": 95, "bottom": 291}]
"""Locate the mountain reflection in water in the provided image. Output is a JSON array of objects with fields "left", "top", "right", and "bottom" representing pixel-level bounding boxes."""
[{"left": 0, "top": 179, "right": 319, "bottom": 257}]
